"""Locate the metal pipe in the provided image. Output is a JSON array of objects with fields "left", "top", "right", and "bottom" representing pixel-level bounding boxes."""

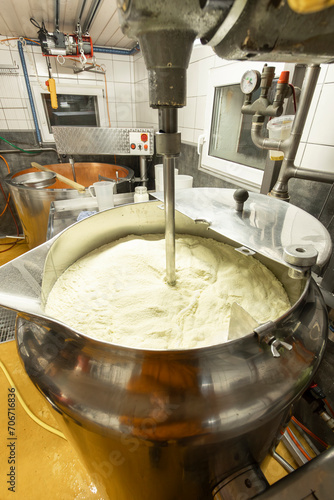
[
  {"left": 292, "top": 165, "right": 334, "bottom": 184},
  {"left": 78, "top": 0, "right": 88, "bottom": 24},
  {"left": 69, "top": 157, "right": 77, "bottom": 182},
  {"left": 284, "top": 65, "right": 321, "bottom": 161},
  {"left": 159, "top": 108, "right": 178, "bottom": 286},
  {"left": 164, "top": 155, "right": 176, "bottom": 285},
  {"left": 93, "top": 45, "right": 139, "bottom": 55},
  {"left": 17, "top": 41, "right": 42, "bottom": 145},
  {"left": 139, "top": 156, "right": 147, "bottom": 186},
  {"left": 270, "top": 65, "right": 322, "bottom": 199},
  {"left": 271, "top": 447, "right": 295, "bottom": 473},
  {"left": 0, "top": 148, "right": 61, "bottom": 163},
  {"left": 55, "top": 0, "right": 60, "bottom": 31},
  {"left": 83, "top": 0, "right": 103, "bottom": 33},
  {"left": 281, "top": 430, "right": 310, "bottom": 467},
  {"left": 0, "top": 148, "right": 58, "bottom": 154},
  {"left": 251, "top": 121, "right": 284, "bottom": 151}
]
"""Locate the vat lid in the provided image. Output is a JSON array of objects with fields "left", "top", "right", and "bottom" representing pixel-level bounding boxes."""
[{"left": 153, "top": 188, "right": 332, "bottom": 271}]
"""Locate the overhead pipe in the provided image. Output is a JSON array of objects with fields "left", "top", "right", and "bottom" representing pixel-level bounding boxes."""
[
  {"left": 83, "top": 0, "right": 103, "bottom": 33},
  {"left": 78, "top": 0, "right": 89, "bottom": 25},
  {"left": 55, "top": 0, "right": 60, "bottom": 31},
  {"left": 90, "top": 45, "right": 139, "bottom": 55}
]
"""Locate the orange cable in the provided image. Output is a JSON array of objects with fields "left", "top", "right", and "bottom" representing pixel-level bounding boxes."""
[
  {"left": 0, "top": 192, "right": 10, "bottom": 217},
  {"left": 23, "top": 38, "right": 40, "bottom": 45},
  {"left": 0, "top": 37, "right": 40, "bottom": 45},
  {"left": 0, "top": 154, "right": 11, "bottom": 173},
  {"left": 291, "top": 416, "right": 329, "bottom": 449},
  {"left": 286, "top": 427, "right": 312, "bottom": 461},
  {"left": 324, "top": 398, "right": 334, "bottom": 418},
  {"left": 104, "top": 71, "right": 111, "bottom": 127}
]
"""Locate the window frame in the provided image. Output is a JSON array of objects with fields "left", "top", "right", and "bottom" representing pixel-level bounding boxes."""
[
  {"left": 199, "top": 60, "right": 290, "bottom": 192},
  {"left": 32, "top": 83, "right": 108, "bottom": 143}
]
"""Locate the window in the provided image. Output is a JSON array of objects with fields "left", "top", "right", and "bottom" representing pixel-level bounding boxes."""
[
  {"left": 200, "top": 61, "right": 292, "bottom": 192},
  {"left": 32, "top": 84, "right": 108, "bottom": 143},
  {"left": 42, "top": 94, "right": 99, "bottom": 131}
]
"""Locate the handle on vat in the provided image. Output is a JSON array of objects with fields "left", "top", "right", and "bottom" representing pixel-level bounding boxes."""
[{"left": 31, "top": 162, "right": 86, "bottom": 192}]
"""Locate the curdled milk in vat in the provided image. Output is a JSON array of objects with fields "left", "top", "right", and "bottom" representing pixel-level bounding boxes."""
[{"left": 44, "top": 234, "right": 290, "bottom": 349}]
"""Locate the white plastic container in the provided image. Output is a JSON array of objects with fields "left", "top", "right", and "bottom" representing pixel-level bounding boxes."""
[
  {"left": 88, "top": 181, "right": 115, "bottom": 211},
  {"left": 134, "top": 185, "right": 149, "bottom": 203},
  {"left": 155, "top": 164, "right": 179, "bottom": 191},
  {"left": 267, "top": 115, "right": 294, "bottom": 161},
  {"left": 175, "top": 175, "right": 193, "bottom": 189}
]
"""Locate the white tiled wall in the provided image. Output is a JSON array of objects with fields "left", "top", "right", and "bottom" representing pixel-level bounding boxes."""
[{"left": 0, "top": 37, "right": 136, "bottom": 131}]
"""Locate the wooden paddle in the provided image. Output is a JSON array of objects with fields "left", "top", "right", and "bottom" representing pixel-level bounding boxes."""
[{"left": 31, "top": 162, "right": 86, "bottom": 192}]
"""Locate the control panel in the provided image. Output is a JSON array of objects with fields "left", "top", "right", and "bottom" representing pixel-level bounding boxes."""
[{"left": 129, "top": 132, "right": 151, "bottom": 155}]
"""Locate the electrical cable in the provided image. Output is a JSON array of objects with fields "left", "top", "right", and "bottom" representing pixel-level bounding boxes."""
[
  {"left": 0, "top": 192, "right": 10, "bottom": 217},
  {"left": 324, "top": 398, "right": 334, "bottom": 418},
  {"left": 104, "top": 71, "right": 111, "bottom": 127},
  {"left": 291, "top": 416, "right": 329, "bottom": 449},
  {"left": 0, "top": 153, "right": 10, "bottom": 173},
  {"left": 0, "top": 360, "right": 66, "bottom": 440},
  {"left": 0, "top": 37, "right": 40, "bottom": 45}
]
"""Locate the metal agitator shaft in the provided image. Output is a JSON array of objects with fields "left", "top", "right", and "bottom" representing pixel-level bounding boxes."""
[{"left": 158, "top": 108, "right": 179, "bottom": 285}]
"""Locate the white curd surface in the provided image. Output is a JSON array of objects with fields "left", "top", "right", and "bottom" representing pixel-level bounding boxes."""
[{"left": 45, "top": 234, "right": 290, "bottom": 349}]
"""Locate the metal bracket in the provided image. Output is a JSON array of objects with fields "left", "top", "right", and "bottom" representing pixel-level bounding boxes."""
[
  {"left": 235, "top": 246, "right": 255, "bottom": 257},
  {"left": 73, "top": 65, "right": 105, "bottom": 75},
  {"left": 194, "top": 218, "right": 211, "bottom": 227},
  {"left": 155, "top": 132, "right": 181, "bottom": 155},
  {"left": 254, "top": 322, "right": 292, "bottom": 357}
]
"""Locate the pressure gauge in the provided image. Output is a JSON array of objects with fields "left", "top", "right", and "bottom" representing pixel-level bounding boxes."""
[{"left": 240, "top": 70, "right": 261, "bottom": 94}]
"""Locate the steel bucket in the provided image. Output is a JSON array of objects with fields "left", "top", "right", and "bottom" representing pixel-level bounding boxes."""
[
  {"left": 0, "top": 196, "right": 328, "bottom": 499},
  {"left": 5, "top": 162, "right": 134, "bottom": 249}
]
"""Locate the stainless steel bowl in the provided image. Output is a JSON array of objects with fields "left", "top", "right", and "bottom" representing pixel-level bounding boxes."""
[
  {"left": 12, "top": 171, "right": 56, "bottom": 188},
  {"left": 5, "top": 162, "right": 135, "bottom": 249},
  {"left": 0, "top": 196, "right": 328, "bottom": 499}
]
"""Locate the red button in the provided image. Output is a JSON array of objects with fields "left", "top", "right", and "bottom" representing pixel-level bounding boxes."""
[
  {"left": 141, "top": 133, "right": 148, "bottom": 142},
  {"left": 131, "top": 143, "right": 136, "bottom": 150}
]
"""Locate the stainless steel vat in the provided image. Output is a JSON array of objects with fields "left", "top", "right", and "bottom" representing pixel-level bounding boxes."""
[
  {"left": 0, "top": 195, "right": 329, "bottom": 499},
  {"left": 5, "top": 163, "right": 134, "bottom": 249}
]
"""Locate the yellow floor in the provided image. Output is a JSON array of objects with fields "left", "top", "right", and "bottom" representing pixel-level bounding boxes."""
[
  {"left": 0, "top": 239, "right": 312, "bottom": 499},
  {"left": 0, "top": 238, "right": 30, "bottom": 267},
  {"left": 0, "top": 341, "right": 105, "bottom": 500}
]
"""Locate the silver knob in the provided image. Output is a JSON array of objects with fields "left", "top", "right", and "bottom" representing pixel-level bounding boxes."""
[{"left": 283, "top": 244, "right": 318, "bottom": 267}]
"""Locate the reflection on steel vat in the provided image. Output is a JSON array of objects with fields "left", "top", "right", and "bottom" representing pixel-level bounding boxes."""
[
  {"left": 5, "top": 163, "right": 134, "bottom": 249},
  {"left": 0, "top": 199, "right": 327, "bottom": 499}
]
